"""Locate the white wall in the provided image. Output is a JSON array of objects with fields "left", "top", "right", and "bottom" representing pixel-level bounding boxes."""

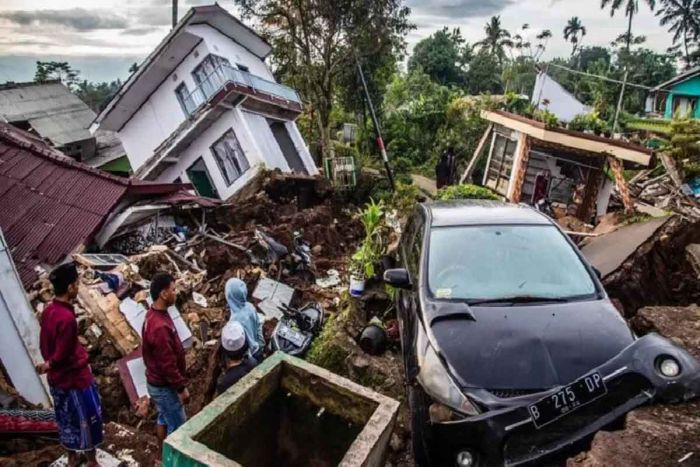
[
  {"left": 159, "top": 107, "right": 266, "bottom": 200},
  {"left": 0, "top": 230, "right": 51, "bottom": 407},
  {"left": 188, "top": 24, "right": 274, "bottom": 81},
  {"left": 285, "top": 120, "right": 319, "bottom": 175},
  {"left": 118, "top": 24, "right": 276, "bottom": 172},
  {"left": 118, "top": 39, "right": 212, "bottom": 170}
]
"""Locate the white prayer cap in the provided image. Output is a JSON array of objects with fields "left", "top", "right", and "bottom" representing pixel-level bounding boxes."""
[{"left": 221, "top": 321, "right": 246, "bottom": 352}]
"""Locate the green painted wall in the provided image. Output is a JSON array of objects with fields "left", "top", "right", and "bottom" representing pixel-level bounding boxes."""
[{"left": 664, "top": 75, "right": 700, "bottom": 119}]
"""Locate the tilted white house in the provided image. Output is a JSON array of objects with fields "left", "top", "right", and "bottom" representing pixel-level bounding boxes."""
[{"left": 91, "top": 4, "right": 317, "bottom": 200}]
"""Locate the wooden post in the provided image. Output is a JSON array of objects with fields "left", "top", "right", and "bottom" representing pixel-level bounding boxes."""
[
  {"left": 608, "top": 156, "right": 634, "bottom": 213},
  {"left": 460, "top": 124, "right": 493, "bottom": 184},
  {"left": 576, "top": 167, "right": 603, "bottom": 222},
  {"left": 507, "top": 133, "right": 531, "bottom": 203}
]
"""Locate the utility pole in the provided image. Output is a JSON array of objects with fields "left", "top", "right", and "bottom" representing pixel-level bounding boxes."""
[
  {"left": 172, "top": 0, "right": 178, "bottom": 28},
  {"left": 612, "top": 69, "right": 628, "bottom": 135},
  {"left": 356, "top": 58, "right": 395, "bottom": 192}
]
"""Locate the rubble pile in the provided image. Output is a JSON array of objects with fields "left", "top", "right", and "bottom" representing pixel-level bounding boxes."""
[
  {"left": 3, "top": 172, "right": 368, "bottom": 465},
  {"left": 628, "top": 170, "right": 700, "bottom": 218}
]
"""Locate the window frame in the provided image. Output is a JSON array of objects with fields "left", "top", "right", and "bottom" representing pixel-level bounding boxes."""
[
  {"left": 209, "top": 129, "right": 250, "bottom": 187},
  {"left": 174, "top": 82, "right": 190, "bottom": 116}
]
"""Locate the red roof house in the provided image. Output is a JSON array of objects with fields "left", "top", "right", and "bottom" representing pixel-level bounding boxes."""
[{"left": 0, "top": 123, "right": 194, "bottom": 287}]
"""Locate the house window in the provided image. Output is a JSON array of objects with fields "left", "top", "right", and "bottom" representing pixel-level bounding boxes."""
[
  {"left": 175, "top": 82, "right": 190, "bottom": 115},
  {"left": 211, "top": 129, "right": 250, "bottom": 186},
  {"left": 192, "top": 54, "right": 230, "bottom": 95},
  {"left": 672, "top": 95, "right": 697, "bottom": 117},
  {"left": 484, "top": 133, "right": 518, "bottom": 196}
]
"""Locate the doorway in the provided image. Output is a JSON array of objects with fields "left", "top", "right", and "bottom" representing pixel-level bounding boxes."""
[
  {"left": 267, "top": 120, "right": 307, "bottom": 174},
  {"left": 186, "top": 158, "right": 218, "bottom": 199}
]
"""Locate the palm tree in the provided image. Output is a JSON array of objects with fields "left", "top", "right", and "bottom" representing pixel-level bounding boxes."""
[
  {"left": 657, "top": 0, "right": 700, "bottom": 65},
  {"left": 600, "top": 0, "right": 657, "bottom": 53},
  {"left": 564, "top": 17, "right": 587, "bottom": 57},
  {"left": 477, "top": 16, "right": 512, "bottom": 64}
]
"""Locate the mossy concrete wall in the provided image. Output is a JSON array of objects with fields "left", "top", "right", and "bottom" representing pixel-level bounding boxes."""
[{"left": 163, "top": 352, "right": 400, "bottom": 467}]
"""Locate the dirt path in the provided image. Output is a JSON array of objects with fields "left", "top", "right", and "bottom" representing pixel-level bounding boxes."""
[{"left": 410, "top": 174, "right": 437, "bottom": 197}]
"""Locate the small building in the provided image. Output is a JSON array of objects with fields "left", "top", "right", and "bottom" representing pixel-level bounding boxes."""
[
  {"left": 0, "top": 81, "right": 128, "bottom": 171},
  {"left": 646, "top": 66, "right": 700, "bottom": 119},
  {"left": 91, "top": 4, "right": 317, "bottom": 201},
  {"left": 472, "top": 110, "right": 653, "bottom": 221}
]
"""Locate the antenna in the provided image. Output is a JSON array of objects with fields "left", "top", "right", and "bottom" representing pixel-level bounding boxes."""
[{"left": 172, "top": 0, "right": 178, "bottom": 28}]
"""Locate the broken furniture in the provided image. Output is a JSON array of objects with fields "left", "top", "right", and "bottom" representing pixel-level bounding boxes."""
[{"left": 163, "top": 352, "right": 400, "bottom": 466}]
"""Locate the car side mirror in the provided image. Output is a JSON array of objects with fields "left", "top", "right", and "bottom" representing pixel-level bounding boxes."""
[
  {"left": 384, "top": 268, "right": 412, "bottom": 290},
  {"left": 592, "top": 267, "right": 602, "bottom": 280}
]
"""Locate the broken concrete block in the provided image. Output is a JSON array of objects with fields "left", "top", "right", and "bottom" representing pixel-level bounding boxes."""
[{"left": 77, "top": 286, "right": 139, "bottom": 356}]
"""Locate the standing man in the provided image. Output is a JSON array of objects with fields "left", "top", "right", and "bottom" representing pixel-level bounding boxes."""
[
  {"left": 142, "top": 273, "right": 189, "bottom": 453},
  {"left": 38, "top": 262, "right": 103, "bottom": 467}
]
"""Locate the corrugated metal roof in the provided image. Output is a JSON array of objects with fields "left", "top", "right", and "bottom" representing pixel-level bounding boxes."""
[
  {"left": 0, "top": 123, "right": 129, "bottom": 287},
  {"left": 0, "top": 81, "right": 94, "bottom": 146}
]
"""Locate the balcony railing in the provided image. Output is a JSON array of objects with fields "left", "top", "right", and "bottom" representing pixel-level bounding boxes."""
[{"left": 181, "top": 64, "right": 301, "bottom": 116}]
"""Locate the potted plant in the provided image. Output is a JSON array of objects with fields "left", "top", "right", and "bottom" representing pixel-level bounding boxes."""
[{"left": 349, "top": 200, "right": 385, "bottom": 297}]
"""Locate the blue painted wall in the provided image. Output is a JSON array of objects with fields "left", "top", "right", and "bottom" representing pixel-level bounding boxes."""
[{"left": 664, "top": 75, "right": 700, "bottom": 119}]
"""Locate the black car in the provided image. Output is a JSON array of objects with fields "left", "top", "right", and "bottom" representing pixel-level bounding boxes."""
[{"left": 384, "top": 200, "right": 700, "bottom": 467}]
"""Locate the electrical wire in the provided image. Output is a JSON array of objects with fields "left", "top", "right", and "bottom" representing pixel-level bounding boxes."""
[{"left": 545, "top": 62, "right": 675, "bottom": 93}]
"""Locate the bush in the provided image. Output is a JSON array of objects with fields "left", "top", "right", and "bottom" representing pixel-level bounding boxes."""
[
  {"left": 437, "top": 184, "right": 500, "bottom": 201},
  {"left": 332, "top": 141, "right": 359, "bottom": 160}
]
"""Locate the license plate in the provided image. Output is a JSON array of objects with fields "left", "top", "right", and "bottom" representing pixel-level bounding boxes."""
[{"left": 528, "top": 372, "right": 607, "bottom": 429}]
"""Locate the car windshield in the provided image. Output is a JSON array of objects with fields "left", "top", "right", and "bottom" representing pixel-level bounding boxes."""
[{"left": 428, "top": 225, "right": 596, "bottom": 302}]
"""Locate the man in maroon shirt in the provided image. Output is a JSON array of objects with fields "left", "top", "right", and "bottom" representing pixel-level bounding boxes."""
[
  {"left": 142, "top": 273, "right": 189, "bottom": 454},
  {"left": 37, "top": 263, "right": 102, "bottom": 467}
]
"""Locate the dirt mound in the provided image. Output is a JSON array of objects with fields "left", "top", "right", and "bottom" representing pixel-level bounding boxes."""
[
  {"left": 567, "top": 401, "right": 700, "bottom": 467},
  {"left": 603, "top": 216, "right": 700, "bottom": 317}
]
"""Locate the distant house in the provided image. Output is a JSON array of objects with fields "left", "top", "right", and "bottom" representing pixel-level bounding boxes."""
[
  {"left": 646, "top": 66, "right": 700, "bottom": 119},
  {"left": 91, "top": 4, "right": 317, "bottom": 201},
  {"left": 0, "top": 81, "right": 128, "bottom": 173},
  {"left": 532, "top": 71, "right": 591, "bottom": 123}
]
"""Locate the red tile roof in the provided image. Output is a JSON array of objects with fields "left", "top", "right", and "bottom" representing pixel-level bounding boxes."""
[{"left": 0, "top": 123, "right": 192, "bottom": 287}]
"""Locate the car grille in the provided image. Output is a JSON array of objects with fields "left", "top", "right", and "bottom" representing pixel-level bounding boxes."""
[
  {"left": 503, "top": 373, "right": 652, "bottom": 465},
  {"left": 489, "top": 389, "right": 543, "bottom": 399}
]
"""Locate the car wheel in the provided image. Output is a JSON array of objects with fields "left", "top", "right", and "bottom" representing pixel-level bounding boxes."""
[{"left": 408, "top": 384, "right": 432, "bottom": 466}]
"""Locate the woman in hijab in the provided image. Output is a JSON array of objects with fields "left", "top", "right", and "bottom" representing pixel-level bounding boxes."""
[{"left": 225, "top": 278, "right": 265, "bottom": 362}]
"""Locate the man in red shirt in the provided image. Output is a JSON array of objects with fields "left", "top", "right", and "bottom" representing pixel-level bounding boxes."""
[
  {"left": 142, "top": 273, "right": 189, "bottom": 454},
  {"left": 37, "top": 263, "right": 102, "bottom": 467}
]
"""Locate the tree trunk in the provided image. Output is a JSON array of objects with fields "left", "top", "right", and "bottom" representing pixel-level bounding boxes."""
[
  {"left": 317, "top": 102, "right": 334, "bottom": 161},
  {"left": 625, "top": 11, "right": 634, "bottom": 54},
  {"left": 684, "top": 32, "right": 689, "bottom": 65}
]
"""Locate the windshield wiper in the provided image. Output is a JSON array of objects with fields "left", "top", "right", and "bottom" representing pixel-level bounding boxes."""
[{"left": 467, "top": 296, "right": 570, "bottom": 306}]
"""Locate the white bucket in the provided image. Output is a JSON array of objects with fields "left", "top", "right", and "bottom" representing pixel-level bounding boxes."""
[{"left": 349, "top": 276, "right": 366, "bottom": 297}]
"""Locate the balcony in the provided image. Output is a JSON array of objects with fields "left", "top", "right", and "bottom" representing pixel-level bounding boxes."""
[{"left": 181, "top": 64, "right": 302, "bottom": 117}]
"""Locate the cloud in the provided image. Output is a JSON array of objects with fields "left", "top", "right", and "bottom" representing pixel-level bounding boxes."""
[
  {"left": 0, "top": 8, "right": 128, "bottom": 31},
  {"left": 122, "top": 26, "right": 163, "bottom": 36},
  {"left": 406, "top": 0, "right": 515, "bottom": 18}
]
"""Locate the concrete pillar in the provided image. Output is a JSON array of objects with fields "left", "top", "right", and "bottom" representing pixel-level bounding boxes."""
[
  {"left": 576, "top": 167, "right": 604, "bottom": 221},
  {"left": 507, "top": 133, "right": 531, "bottom": 203},
  {"left": 607, "top": 156, "right": 635, "bottom": 214}
]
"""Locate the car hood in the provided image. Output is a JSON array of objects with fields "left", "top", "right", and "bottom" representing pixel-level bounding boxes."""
[{"left": 428, "top": 299, "right": 634, "bottom": 390}]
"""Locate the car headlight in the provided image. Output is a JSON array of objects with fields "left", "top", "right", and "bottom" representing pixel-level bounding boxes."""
[
  {"left": 657, "top": 356, "right": 681, "bottom": 378},
  {"left": 416, "top": 325, "right": 479, "bottom": 416}
]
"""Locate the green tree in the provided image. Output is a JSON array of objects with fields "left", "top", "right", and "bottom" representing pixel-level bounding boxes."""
[
  {"left": 408, "top": 27, "right": 470, "bottom": 87},
  {"left": 75, "top": 80, "right": 122, "bottom": 113},
  {"left": 236, "top": 0, "right": 412, "bottom": 160},
  {"left": 476, "top": 16, "right": 512, "bottom": 65},
  {"left": 656, "top": 0, "right": 700, "bottom": 67},
  {"left": 600, "top": 0, "right": 657, "bottom": 53},
  {"left": 564, "top": 17, "right": 587, "bottom": 57},
  {"left": 34, "top": 61, "right": 81, "bottom": 90},
  {"left": 465, "top": 49, "right": 503, "bottom": 95}
]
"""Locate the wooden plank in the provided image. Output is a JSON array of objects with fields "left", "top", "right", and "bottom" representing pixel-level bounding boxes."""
[
  {"left": 460, "top": 124, "right": 493, "bottom": 184},
  {"left": 507, "top": 134, "right": 531, "bottom": 202},
  {"left": 608, "top": 156, "right": 635, "bottom": 214}
]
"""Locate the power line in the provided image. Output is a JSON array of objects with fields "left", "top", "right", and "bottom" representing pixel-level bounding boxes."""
[{"left": 545, "top": 62, "right": 674, "bottom": 93}]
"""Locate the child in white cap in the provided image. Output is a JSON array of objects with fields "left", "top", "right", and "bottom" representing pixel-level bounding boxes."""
[{"left": 217, "top": 321, "right": 258, "bottom": 395}]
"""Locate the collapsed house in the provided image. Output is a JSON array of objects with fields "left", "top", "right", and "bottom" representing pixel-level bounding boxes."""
[
  {"left": 465, "top": 110, "right": 653, "bottom": 222},
  {"left": 0, "top": 122, "right": 214, "bottom": 408},
  {"left": 0, "top": 81, "right": 127, "bottom": 173},
  {"left": 90, "top": 4, "right": 317, "bottom": 200}
]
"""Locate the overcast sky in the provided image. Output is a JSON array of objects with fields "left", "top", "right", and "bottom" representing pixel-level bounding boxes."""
[{"left": 0, "top": 0, "right": 674, "bottom": 83}]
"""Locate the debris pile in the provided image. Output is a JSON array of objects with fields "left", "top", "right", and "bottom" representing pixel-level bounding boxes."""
[
  {"left": 6, "top": 172, "right": 367, "bottom": 464},
  {"left": 627, "top": 169, "right": 700, "bottom": 218}
]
